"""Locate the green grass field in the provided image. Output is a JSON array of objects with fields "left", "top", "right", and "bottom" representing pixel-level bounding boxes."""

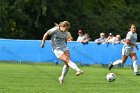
[{"left": 0, "top": 62, "right": 140, "bottom": 93}]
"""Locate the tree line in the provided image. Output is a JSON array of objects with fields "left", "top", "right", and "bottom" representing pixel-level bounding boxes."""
[{"left": 0, "top": 0, "right": 140, "bottom": 41}]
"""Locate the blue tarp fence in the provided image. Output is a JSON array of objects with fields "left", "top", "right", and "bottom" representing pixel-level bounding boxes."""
[{"left": 0, "top": 39, "right": 139, "bottom": 65}]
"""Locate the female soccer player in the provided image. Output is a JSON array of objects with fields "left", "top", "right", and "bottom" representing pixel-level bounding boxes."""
[
  {"left": 41, "top": 21, "right": 83, "bottom": 84},
  {"left": 109, "top": 24, "right": 139, "bottom": 75}
]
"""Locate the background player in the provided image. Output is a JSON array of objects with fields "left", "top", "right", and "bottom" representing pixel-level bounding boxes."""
[{"left": 109, "top": 24, "right": 139, "bottom": 76}]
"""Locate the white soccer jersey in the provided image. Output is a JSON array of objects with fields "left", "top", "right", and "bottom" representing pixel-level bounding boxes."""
[
  {"left": 122, "top": 31, "right": 137, "bottom": 56},
  {"left": 125, "top": 31, "right": 137, "bottom": 47},
  {"left": 47, "top": 27, "right": 69, "bottom": 51}
]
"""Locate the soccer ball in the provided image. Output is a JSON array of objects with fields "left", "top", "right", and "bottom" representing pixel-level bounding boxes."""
[{"left": 106, "top": 73, "right": 116, "bottom": 82}]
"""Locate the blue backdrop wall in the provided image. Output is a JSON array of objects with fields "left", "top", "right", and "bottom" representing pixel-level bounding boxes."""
[{"left": 0, "top": 39, "right": 139, "bottom": 65}]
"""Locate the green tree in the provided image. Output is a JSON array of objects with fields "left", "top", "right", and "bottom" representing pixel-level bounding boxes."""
[{"left": 0, "top": 0, "right": 140, "bottom": 41}]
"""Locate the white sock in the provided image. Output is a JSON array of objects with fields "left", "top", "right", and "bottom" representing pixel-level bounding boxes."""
[
  {"left": 60, "top": 65, "right": 69, "bottom": 78},
  {"left": 112, "top": 60, "right": 123, "bottom": 65},
  {"left": 133, "top": 60, "right": 138, "bottom": 73},
  {"left": 68, "top": 60, "right": 81, "bottom": 72}
]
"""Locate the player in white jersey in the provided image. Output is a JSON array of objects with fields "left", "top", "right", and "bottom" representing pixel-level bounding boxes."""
[
  {"left": 109, "top": 24, "right": 139, "bottom": 75},
  {"left": 41, "top": 21, "right": 83, "bottom": 84}
]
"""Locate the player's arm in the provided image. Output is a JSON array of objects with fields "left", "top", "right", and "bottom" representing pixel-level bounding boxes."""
[
  {"left": 126, "top": 39, "right": 136, "bottom": 46},
  {"left": 66, "top": 32, "right": 71, "bottom": 43},
  {"left": 65, "top": 35, "right": 69, "bottom": 43},
  {"left": 41, "top": 31, "right": 50, "bottom": 48},
  {"left": 126, "top": 39, "right": 139, "bottom": 50}
]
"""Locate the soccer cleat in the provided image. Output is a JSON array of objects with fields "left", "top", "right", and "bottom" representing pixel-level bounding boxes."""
[
  {"left": 75, "top": 70, "right": 84, "bottom": 76},
  {"left": 58, "top": 77, "right": 64, "bottom": 84},
  {"left": 134, "top": 72, "right": 140, "bottom": 76},
  {"left": 109, "top": 63, "right": 113, "bottom": 70}
]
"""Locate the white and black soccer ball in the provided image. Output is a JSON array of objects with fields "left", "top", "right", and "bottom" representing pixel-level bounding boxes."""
[{"left": 106, "top": 73, "right": 116, "bottom": 82}]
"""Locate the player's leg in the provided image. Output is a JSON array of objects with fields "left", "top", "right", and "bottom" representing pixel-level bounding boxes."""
[
  {"left": 59, "top": 50, "right": 83, "bottom": 76},
  {"left": 58, "top": 64, "right": 69, "bottom": 84},
  {"left": 54, "top": 50, "right": 70, "bottom": 83},
  {"left": 64, "top": 50, "right": 83, "bottom": 76},
  {"left": 109, "top": 55, "right": 127, "bottom": 70},
  {"left": 130, "top": 53, "right": 139, "bottom": 75},
  {"left": 64, "top": 50, "right": 70, "bottom": 58},
  {"left": 58, "top": 50, "right": 70, "bottom": 83},
  {"left": 109, "top": 45, "right": 129, "bottom": 70}
]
